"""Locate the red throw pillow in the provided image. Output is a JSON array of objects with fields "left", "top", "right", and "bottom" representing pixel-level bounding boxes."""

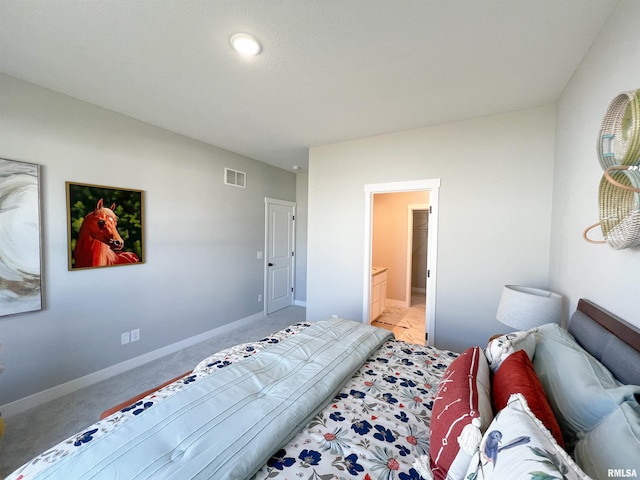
[
  {"left": 492, "top": 349, "right": 565, "bottom": 447},
  {"left": 430, "top": 346, "right": 492, "bottom": 480}
]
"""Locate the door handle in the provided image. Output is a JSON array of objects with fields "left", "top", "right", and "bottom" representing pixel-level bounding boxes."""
[{"left": 268, "top": 262, "right": 274, "bottom": 266}]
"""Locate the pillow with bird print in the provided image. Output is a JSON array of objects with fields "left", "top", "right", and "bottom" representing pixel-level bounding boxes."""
[
  {"left": 484, "top": 328, "right": 537, "bottom": 372},
  {"left": 464, "top": 393, "right": 590, "bottom": 480}
]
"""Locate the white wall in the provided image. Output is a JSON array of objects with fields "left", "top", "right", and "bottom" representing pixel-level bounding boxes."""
[
  {"left": 0, "top": 73, "right": 295, "bottom": 406},
  {"left": 550, "top": 0, "right": 640, "bottom": 327},
  {"left": 308, "top": 106, "right": 556, "bottom": 352},
  {"left": 294, "top": 172, "right": 308, "bottom": 304}
]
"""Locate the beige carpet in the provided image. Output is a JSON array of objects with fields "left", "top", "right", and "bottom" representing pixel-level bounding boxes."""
[{"left": 0, "top": 306, "right": 306, "bottom": 477}]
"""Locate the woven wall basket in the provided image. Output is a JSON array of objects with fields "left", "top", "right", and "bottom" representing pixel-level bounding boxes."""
[
  {"left": 583, "top": 166, "right": 640, "bottom": 249},
  {"left": 597, "top": 89, "right": 640, "bottom": 170}
]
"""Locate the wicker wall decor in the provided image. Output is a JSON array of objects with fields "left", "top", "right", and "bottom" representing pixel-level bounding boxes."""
[
  {"left": 597, "top": 90, "right": 640, "bottom": 169},
  {"left": 584, "top": 89, "right": 640, "bottom": 249}
]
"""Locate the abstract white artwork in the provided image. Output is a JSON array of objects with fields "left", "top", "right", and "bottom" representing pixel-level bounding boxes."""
[{"left": 0, "top": 158, "right": 42, "bottom": 316}]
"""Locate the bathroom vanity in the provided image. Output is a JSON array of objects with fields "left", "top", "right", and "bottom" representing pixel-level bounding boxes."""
[{"left": 370, "top": 267, "right": 387, "bottom": 322}]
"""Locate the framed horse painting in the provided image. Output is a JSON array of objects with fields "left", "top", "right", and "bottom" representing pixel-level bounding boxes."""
[
  {"left": 66, "top": 182, "right": 144, "bottom": 270},
  {"left": 0, "top": 158, "right": 43, "bottom": 317}
]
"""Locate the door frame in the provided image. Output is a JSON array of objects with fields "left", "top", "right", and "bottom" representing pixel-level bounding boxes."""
[
  {"left": 363, "top": 179, "right": 440, "bottom": 344},
  {"left": 264, "top": 197, "right": 296, "bottom": 315}
]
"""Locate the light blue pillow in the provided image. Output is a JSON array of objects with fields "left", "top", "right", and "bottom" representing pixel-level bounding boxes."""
[
  {"left": 533, "top": 323, "right": 640, "bottom": 447},
  {"left": 573, "top": 400, "right": 640, "bottom": 479}
]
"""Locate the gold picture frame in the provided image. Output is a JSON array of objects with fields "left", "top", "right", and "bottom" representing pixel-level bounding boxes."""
[{"left": 66, "top": 182, "right": 144, "bottom": 270}]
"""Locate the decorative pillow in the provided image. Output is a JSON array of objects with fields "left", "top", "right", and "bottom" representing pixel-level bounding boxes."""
[
  {"left": 485, "top": 329, "right": 536, "bottom": 372},
  {"left": 492, "top": 349, "right": 564, "bottom": 447},
  {"left": 573, "top": 400, "right": 640, "bottom": 479},
  {"left": 429, "top": 346, "right": 492, "bottom": 480},
  {"left": 465, "top": 393, "right": 590, "bottom": 480},
  {"left": 533, "top": 323, "right": 640, "bottom": 447}
]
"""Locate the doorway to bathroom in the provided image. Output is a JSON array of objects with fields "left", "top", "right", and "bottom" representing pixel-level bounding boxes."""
[{"left": 363, "top": 179, "right": 439, "bottom": 345}]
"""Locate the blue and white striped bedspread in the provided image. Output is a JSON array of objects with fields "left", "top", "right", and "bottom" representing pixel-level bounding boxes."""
[{"left": 29, "top": 318, "right": 392, "bottom": 480}]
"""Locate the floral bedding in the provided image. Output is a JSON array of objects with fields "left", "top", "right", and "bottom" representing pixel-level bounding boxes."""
[
  {"left": 7, "top": 322, "right": 458, "bottom": 480},
  {"left": 251, "top": 325, "right": 459, "bottom": 480}
]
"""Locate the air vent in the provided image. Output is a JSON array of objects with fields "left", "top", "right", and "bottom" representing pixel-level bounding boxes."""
[{"left": 224, "top": 168, "right": 246, "bottom": 188}]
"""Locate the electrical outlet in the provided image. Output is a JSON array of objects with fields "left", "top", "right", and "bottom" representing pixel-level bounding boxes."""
[
  {"left": 131, "top": 328, "right": 140, "bottom": 342},
  {"left": 258, "top": 294, "right": 262, "bottom": 302},
  {"left": 121, "top": 332, "right": 130, "bottom": 345},
  {"left": 257, "top": 251, "right": 263, "bottom": 259}
]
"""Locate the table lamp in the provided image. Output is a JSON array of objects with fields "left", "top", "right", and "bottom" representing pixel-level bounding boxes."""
[{"left": 496, "top": 285, "right": 563, "bottom": 330}]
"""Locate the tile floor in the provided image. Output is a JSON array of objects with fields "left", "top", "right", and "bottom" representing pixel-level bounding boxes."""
[{"left": 372, "top": 292, "right": 426, "bottom": 345}]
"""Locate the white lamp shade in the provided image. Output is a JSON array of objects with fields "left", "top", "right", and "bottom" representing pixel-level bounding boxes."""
[{"left": 496, "top": 285, "right": 562, "bottom": 330}]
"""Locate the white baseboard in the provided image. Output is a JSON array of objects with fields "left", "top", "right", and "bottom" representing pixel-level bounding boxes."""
[
  {"left": 294, "top": 300, "right": 306, "bottom": 307},
  {"left": 0, "top": 311, "right": 264, "bottom": 418}
]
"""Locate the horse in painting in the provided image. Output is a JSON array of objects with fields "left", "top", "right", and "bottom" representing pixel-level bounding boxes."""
[{"left": 74, "top": 198, "right": 140, "bottom": 268}]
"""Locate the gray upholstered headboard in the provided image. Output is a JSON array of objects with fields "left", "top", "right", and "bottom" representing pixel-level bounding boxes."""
[{"left": 568, "top": 299, "right": 640, "bottom": 386}]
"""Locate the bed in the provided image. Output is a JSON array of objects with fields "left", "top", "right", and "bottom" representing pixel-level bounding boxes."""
[{"left": 5, "top": 300, "right": 640, "bottom": 480}]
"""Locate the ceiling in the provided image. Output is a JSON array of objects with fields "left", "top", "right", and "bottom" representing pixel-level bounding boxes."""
[{"left": 0, "top": 0, "right": 619, "bottom": 172}]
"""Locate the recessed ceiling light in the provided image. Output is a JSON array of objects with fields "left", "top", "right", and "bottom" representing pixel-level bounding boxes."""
[{"left": 230, "top": 33, "right": 262, "bottom": 56}]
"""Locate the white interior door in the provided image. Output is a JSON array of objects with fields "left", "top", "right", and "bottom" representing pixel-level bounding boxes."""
[{"left": 265, "top": 198, "right": 295, "bottom": 314}]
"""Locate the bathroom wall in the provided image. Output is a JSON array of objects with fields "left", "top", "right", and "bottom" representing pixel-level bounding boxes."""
[{"left": 372, "top": 191, "right": 429, "bottom": 304}]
